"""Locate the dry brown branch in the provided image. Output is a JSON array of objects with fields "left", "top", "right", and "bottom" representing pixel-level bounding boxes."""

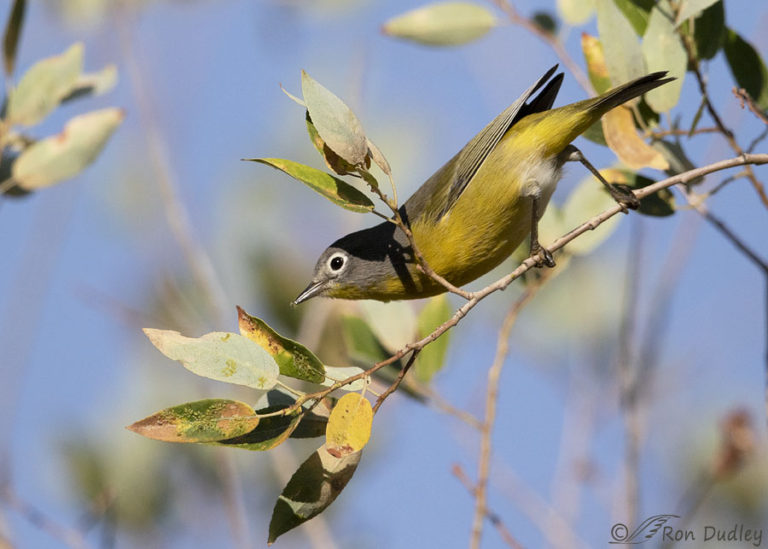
[
  {"left": 453, "top": 464, "right": 525, "bottom": 549},
  {"left": 471, "top": 283, "right": 543, "bottom": 549}
]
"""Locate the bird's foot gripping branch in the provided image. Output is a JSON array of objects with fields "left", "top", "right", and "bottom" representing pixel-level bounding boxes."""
[{"left": 130, "top": 67, "right": 768, "bottom": 545}]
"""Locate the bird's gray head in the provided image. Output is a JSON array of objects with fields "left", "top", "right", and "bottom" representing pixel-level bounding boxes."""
[{"left": 293, "top": 222, "right": 414, "bottom": 304}]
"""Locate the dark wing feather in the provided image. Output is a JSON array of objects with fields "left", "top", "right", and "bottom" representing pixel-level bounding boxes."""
[{"left": 436, "top": 65, "right": 562, "bottom": 220}]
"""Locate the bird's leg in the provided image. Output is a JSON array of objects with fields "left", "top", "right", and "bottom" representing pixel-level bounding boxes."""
[
  {"left": 563, "top": 144, "right": 640, "bottom": 212},
  {"left": 529, "top": 196, "right": 556, "bottom": 268}
]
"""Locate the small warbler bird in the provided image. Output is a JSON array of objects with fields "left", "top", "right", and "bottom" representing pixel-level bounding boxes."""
[{"left": 295, "top": 66, "right": 672, "bottom": 304}]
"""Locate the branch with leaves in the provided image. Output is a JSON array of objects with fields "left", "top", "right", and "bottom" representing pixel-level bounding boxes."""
[{"left": 126, "top": 0, "right": 768, "bottom": 545}]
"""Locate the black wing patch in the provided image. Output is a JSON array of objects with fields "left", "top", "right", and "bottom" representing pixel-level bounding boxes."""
[{"left": 437, "top": 65, "right": 563, "bottom": 220}]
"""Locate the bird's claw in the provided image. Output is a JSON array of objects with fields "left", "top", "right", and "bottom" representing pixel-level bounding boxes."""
[{"left": 607, "top": 183, "right": 640, "bottom": 212}]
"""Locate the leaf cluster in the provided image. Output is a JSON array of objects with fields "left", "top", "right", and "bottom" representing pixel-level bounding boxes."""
[{"left": 0, "top": 0, "right": 122, "bottom": 197}]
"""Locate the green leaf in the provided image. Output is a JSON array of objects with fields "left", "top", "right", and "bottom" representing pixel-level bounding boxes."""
[
  {"left": 143, "top": 329, "right": 280, "bottom": 391},
  {"left": 247, "top": 158, "right": 374, "bottom": 213},
  {"left": 583, "top": 120, "right": 608, "bottom": 146},
  {"left": 237, "top": 306, "right": 325, "bottom": 384},
  {"left": 723, "top": 29, "right": 768, "bottom": 111},
  {"left": 268, "top": 445, "right": 361, "bottom": 544},
  {"left": 305, "top": 111, "right": 358, "bottom": 176},
  {"left": 11, "top": 108, "right": 124, "bottom": 190},
  {"left": 359, "top": 300, "right": 417, "bottom": 354},
  {"left": 61, "top": 64, "right": 118, "bottom": 103},
  {"left": 127, "top": 399, "right": 260, "bottom": 443},
  {"left": 557, "top": 0, "right": 594, "bottom": 25},
  {"left": 560, "top": 171, "right": 624, "bottom": 255},
  {"left": 301, "top": 70, "right": 368, "bottom": 166},
  {"left": 596, "top": 0, "right": 646, "bottom": 86},
  {"left": 532, "top": 11, "right": 558, "bottom": 36},
  {"left": 653, "top": 138, "right": 705, "bottom": 185},
  {"left": 382, "top": 2, "right": 497, "bottom": 47},
  {"left": 622, "top": 171, "right": 675, "bottom": 216},
  {"left": 692, "top": 1, "right": 725, "bottom": 60},
  {"left": 613, "top": 0, "right": 653, "bottom": 35},
  {"left": 2, "top": 0, "right": 26, "bottom": 75},
  {"left": 341, "top": 315, "right": 390, "bottom": 365},
  {"left": 7, "top": 42, "right": 83, "bottom": 126},
  {"left": 675, "top": 0, "right": 718, "bottom": 25},
  {"left": 641, "top": 0, "right": 686, "bottom": 113},
  {"left": 414, "top": 295, "right": 452, "bottom": 383}
]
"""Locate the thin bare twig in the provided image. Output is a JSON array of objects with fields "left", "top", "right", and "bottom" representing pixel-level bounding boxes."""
[
  {"left": 647, "top": 127, "right": 719, "bottom": 139},
  {"left": 453, "top": 464, "right": 525, "bottom": 549},
  {"left": 617, "top": 220, "right": 644, "bottom": 526},
  {"left": 1, "top": 487, "right": 90, "bottom": 549},
  {"left": 372, "top": 350, "right": 420, "bottom": 413},
  {"left": 734, "top": 87, "right": 768, "bottom": 126},
  {"left": 490, "top": 0, "right": 592, "bottom": 94},
  {"left": 680, "top": 32, "right": 768, "bottom": 208},
  {"left": 471, "top": 282, "right": 543, "bottom": 549}
]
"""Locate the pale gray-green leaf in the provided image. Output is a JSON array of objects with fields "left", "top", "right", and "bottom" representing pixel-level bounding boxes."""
[
  {"left": 641, "top": 0, "right": 686, "bottom": 112},
  {"left": 62, "top": 64, "right": 118, "bottom": 103},
  {"left": 596, "top": 0, "right": 646, "bottom": 86},
  {"left": 382, "top": 2, "right": 497, "bottom": 47},
  {"left": 12, "top": 108, "right": 124, "bottom": 190},
  {"left": 301, "top": 70, "right": 368, "bottom": 166},
  {"left": 143, "top": 329, "right": 279, "bottom": 391},
  {"left": 7, "top": 42, "right": 84, "bottom": 126},
  {"left": 320, "top": 366, "right": 367, "bottom": 392},
  {"left": 557, "top": 0, "right": 594, "bottom": 25},
  {"left": 359, "top": 300, "right": 417, "bottom": 354}
]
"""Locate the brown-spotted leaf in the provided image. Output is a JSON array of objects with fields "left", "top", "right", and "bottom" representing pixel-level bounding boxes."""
[
  {"left": 143, "top": 328, "right": 280, "bottom": 391},
  {"left": 247, "top": 158, "right": 374, "bottom": 213},
  {"left": 268, "top": 444, "right": 361, "bottom": 544},
  {"left": 237, "top": 306, "right": 325, "bottom": 384},
  {"left": 127, "top": 399, "right": 260, "bottom": 443},
  {"left": 325, "top": 393, "right": 373, "bottom": 458},
  {"left": 217, "top": 405, "right": 304, "bottom": 451},
  {"left": 602, "top": 106, "right": 668, "bottom": 170}
]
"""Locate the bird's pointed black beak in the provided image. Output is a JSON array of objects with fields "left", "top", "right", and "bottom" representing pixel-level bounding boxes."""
[{"left": 292, "top": 280, "right": 326, "bottom": 306}]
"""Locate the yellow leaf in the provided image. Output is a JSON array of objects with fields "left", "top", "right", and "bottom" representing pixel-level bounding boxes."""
[
  {"left": 581, "top": 33, "right": 611, "bottom": 94},
  {"left": 325, "top": 393, "right": 373, "bottom": 457},
  {"left": 602, "top": 106, "right": 669, "bottom": 170}
]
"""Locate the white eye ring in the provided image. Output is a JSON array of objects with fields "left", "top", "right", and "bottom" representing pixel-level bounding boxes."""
[{"left": 327, "top": 253, "right": 347, "bottom": 273}]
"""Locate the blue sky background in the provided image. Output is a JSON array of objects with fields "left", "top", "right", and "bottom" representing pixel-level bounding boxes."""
[{"left": 1, "top": 0, "right": 767, "bottom": 547}]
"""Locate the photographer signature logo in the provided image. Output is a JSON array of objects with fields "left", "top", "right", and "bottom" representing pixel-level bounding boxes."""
[{"left": 610, "top": 515, "right": 680, "bottom": 544}]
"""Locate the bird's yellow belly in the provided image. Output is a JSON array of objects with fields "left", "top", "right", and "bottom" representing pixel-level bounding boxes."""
[{"left": 411, "top": 147, "right": 561, "bottom": 292}]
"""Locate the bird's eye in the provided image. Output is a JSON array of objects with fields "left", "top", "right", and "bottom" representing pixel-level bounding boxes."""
[{"left": 329, "top": 254, "right": 345, "bottom": 272}]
